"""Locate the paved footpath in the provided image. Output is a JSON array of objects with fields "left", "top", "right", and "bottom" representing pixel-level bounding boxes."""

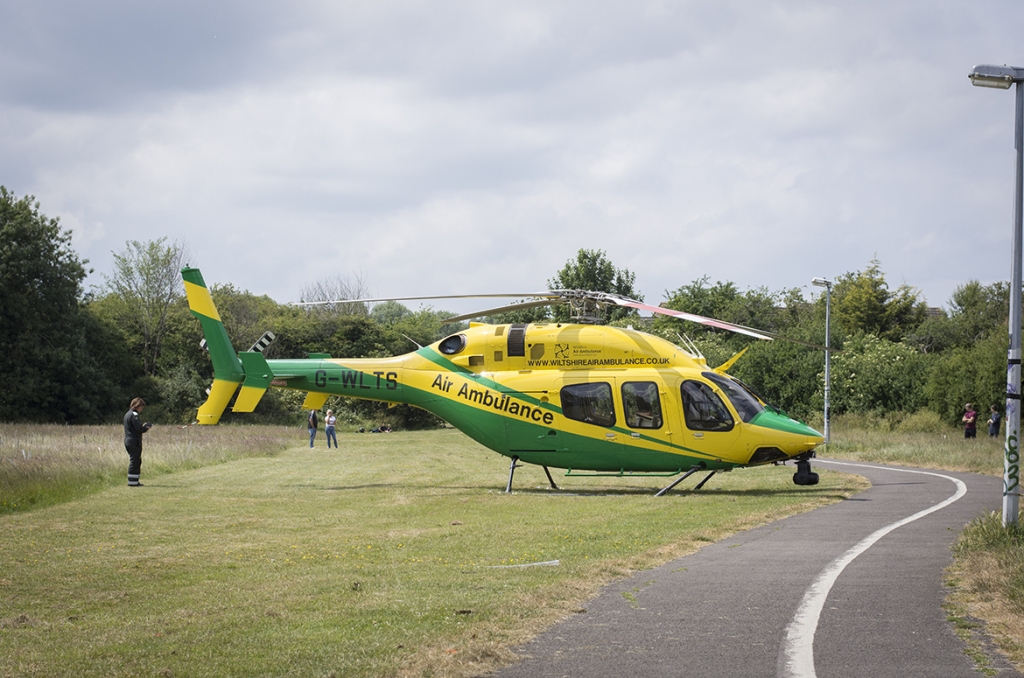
[{"left": 492, "top": 460, "right": 1022, "bottom": 678}]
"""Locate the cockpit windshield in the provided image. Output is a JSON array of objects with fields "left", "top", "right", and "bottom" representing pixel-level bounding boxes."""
[
  {"left": 703, "top": 372, "right": 764, "bottom": 423},
  {"left": 729, "top": 375, "right": 784, "bottom": 415}
]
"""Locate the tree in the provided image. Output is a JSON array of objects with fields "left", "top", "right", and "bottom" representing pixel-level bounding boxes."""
[
  {"left": 208, "top": 284, "right": 282, "bottom": 355},
  {"left": 925, "top": 332, "right": 1006, "bottom": 425},
  {"left": 947, "top": 280, "right": 1009, "bottom": 347},
  {"left": 830, "top": 259, "right": 927, "bottom": 342},
  {"left": 370, "top": 300, "right": 412, "bottom": 325},
  {"left": 547, "top": 249, "right": 642, "bottom": 323},
  {"left": 655, "top": 277, "right": 795, "bottom": 346},
  {"left": 732, "top": 336, "right": 823, "bottom": 420},
  {"left": 0, "top": 187, "right": 126, "bottom": 422},
  {"left": 100, "top": 238, "right": 190, "bottom": 375},
  {"left": 904, "top": 312, "right": 956, "bottom": 354},
  {"left": 300, "top": 272, "right": 370, "bottom": 317},
  {"left": 827, "top": 334, "right": 928, "bottom": 415}
]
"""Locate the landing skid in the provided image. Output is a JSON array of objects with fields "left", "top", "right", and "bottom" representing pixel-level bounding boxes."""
[
  {"left": 792, "top": 459, "right": 819, "bottom": 486},
  {"left": 505, "top": 456, "right": 560, "bottom": 493},
  {"left": 504, "top": 459, "right": 719, "bottom": 496}
]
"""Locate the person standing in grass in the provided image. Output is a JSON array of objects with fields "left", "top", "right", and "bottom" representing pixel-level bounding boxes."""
[
  {"left": 123, "top": 397, "right": 152, "bottom": 487},
  {"left": 988, "top": 405, "right": 1002, "bottom": 438},
  {"left": 308, "top": 409, "right": 319, "bottom": 448},
  {"left": 962, "top": 403, "right": 977, "bottom": 440},
  {"left": 325, "top": 409, "right": 338, "bottom": 449}
]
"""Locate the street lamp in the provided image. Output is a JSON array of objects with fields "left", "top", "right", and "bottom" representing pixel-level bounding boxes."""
[
  {"left": 811, "top": 277, "right": 832, "bottom": 444},
  {"left": 970, "top": 63, "right": 1024, "bottom": 527}
]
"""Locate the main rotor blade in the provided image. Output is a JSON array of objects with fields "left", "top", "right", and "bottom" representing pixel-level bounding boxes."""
[
  {"left": 443, "top": 299, "right": 562, "bottom": 323},
  {"left": 609, "top": 299, "right": 774, "bottom": 341},
  {"left": 610, "top": 298, "right": 832, "bottom": 350},
  {"left": 295, "top": 287, "right": 832, "bottom": 351},
  {"left": 295, "top": 292, "right": 558, "bottom": 307}
]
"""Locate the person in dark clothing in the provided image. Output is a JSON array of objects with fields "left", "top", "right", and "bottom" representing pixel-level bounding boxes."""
[
  {"left": 308, "top": 409, "right": 319, "bottom": 448},
  {"left": 123, "top": 397, "right": 153, "bottom": 486},
  {"left": 988, "top": 405, "right": 1002, "bottom": 438}
]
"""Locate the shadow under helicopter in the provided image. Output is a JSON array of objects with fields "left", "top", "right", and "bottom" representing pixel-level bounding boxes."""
[{"left": 291, "top": 481, "right": 851, "bottom": 501}]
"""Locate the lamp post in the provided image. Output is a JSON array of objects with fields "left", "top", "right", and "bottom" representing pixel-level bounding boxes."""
[
  {"left": 812, "top": 277, "right": 832, "bottom": 444},
  {"left": 970, "top": 63, "right": 1024, "bottom": 527}
]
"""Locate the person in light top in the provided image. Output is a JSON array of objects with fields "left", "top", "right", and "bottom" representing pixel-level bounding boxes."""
[{"left": 325, "top": 409, "right": 338, "bottom": 448}]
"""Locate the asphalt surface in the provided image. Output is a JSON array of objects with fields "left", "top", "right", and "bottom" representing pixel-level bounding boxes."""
[{"left": 491, "top": 460, "right": 1022, "bottom": 678}]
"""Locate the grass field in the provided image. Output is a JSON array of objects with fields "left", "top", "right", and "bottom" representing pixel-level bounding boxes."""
[{"left": 0, "top": 426, "right": 866, "bottom": 678}]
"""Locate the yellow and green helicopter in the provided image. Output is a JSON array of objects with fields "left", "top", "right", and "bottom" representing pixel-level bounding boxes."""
[{"left": 182, "top": 267, "right": 824, "bottom": 495}]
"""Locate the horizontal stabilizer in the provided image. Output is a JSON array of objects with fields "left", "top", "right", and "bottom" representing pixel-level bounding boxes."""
[{"left": 234, "top": 351, "right": 274, "bottom": 413}]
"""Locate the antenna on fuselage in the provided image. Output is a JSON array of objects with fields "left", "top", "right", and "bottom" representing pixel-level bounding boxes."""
[{"left": 676, "top": 333, "right": 704, "bottom": 361}]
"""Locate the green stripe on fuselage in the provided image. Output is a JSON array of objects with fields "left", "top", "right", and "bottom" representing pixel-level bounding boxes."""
[
  {"left": 749, "top": 410, "right": 822, "bottom": 437},
  {"left": 415, "top": 348, "right": 560, "bottom": 414}
]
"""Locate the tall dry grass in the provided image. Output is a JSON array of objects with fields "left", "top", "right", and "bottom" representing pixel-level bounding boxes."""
[
  {"left": 822, "top": 411, "right": 1005, "bottom": 477},
  {"left": 0, "top": 422, "right": 299, "bottom": 513},
  {"left": 948, "top": 511, "right": 1024, "bottom": 671}
]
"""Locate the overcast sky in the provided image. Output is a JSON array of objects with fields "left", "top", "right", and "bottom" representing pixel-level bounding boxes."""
[{"left": 3, "top": 1, "right": 1023, "bottom": 314}]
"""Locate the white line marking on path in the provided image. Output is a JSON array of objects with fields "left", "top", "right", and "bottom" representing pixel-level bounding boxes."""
[{"left": 779, "top": 461, "right": 968, "bottom": 678}]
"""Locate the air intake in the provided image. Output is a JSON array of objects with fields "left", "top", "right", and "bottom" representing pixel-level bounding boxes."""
[
  {"left": 748, "top": 447, "right": 788, "bottom": 465},
  {"left": 507, "top": 324, "right": 527, "bottom": 357}
]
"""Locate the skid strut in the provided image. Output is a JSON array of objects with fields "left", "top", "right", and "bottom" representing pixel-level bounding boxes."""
[
  {"left": 543, "top": 466, "right": 560, "bottom": 490},
  {"left": 505, "top": 456, "right": 522, "bottom": 493},
  {"left": 693, "top": 470, "right": 717, "bottom": 490},
  {"left": 505, "top": 457, "right": 561, "bottom": 492},
  {"left": 655, "top": 466, "right": 704, "bottom": 497}
]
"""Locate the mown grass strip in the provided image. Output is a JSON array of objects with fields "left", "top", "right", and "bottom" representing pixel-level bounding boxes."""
[{"left": 0, "top": 428, "right": 865, "bottom": 678}]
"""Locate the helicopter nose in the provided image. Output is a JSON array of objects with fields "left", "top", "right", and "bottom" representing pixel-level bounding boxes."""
[
  {"left": 794, "top": 427, "right": 824, "bottom": 454},
  {"left": 749, "top": 410, "right": 824, "bottom": 455}
]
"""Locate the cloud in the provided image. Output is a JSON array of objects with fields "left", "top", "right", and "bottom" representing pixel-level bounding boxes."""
[{"left": 2, "top": 0, "right": 1023, "bottom": 312}]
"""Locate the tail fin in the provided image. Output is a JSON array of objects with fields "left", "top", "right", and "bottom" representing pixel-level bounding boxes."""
[{"left": 182, "top": 267, "right": 244, "bottom": 424}]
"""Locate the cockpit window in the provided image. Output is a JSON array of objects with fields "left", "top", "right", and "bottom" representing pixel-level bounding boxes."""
[
  {"left": 438, "top": 334, "right": 467, "bottom": 355},
  {"left": 703, "top": 372, "right": 764, "bottom": 423},
  {"left": 680, "top": 380, "right": 734, "bottom": 432}
]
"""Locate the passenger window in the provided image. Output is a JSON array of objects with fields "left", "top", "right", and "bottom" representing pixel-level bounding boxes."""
[
  {"left": 622, "top": 382, "right": 663, "bottom": 429},
  {"left": 680, "top": 380, "right": 734, "bottom": 432},
  {"left": 560, "top": 382, "right": 616, "bottom": 427}
]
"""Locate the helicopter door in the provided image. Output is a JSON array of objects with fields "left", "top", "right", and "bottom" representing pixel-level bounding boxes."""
[
  {"left": 503, "top": 389, "right": 562, "bottom": 453},
  {"left": 551, "top": 379, "right": 624, "bottom": 458},
  {"left": 675, "top": 378, "right": 741, "bottom": 460}
]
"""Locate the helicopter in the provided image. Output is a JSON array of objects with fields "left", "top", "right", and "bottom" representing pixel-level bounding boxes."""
[{"left": 182, "top": 267, "right": 825, "bottom": 495}]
